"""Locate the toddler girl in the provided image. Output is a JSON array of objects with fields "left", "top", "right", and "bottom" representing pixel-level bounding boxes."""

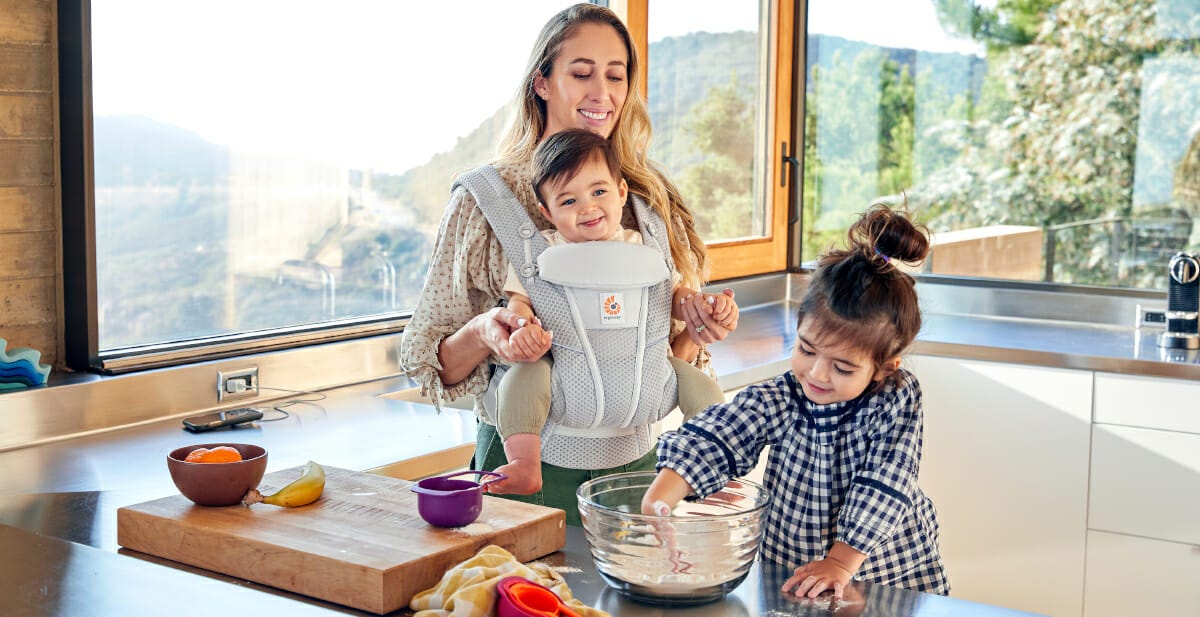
[{"left": 641, "top": 203, "right": 949, "bottom": 598}]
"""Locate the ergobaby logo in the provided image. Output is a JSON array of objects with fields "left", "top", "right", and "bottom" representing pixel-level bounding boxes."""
[{"left": 601, "top": 293, "right": 626, "bottom": 325}]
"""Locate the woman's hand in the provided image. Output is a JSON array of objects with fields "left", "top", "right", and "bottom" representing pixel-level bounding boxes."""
[{"left": 677, "top": 288, "right": 739, "bottom": 345}]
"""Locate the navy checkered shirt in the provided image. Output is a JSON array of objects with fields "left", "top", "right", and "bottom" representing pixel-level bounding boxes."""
[{"left": 656, "top": 368, "right": 950, "bottom": 595}]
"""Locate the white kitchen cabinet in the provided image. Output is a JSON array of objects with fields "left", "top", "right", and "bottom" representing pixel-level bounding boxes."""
[
  {"left": 1087, "top": 380, "right": 1200, "bottom": 617},
  {"left": 1089, "top": 424, "right": 1200, "bottom": 546},
  {"left": 908, "top": 355, "right": 1092, "bottom": 617},
  {"left": 1093, "top": 372, "right": 1200, "bottom": 434},
  {"left": 1083, "top": 530, "right": 1200, "bottom": 617}
]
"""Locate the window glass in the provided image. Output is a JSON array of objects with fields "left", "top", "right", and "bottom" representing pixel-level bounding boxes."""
[
  {"left": 647, "top": 0, "right": 770, "bottom": 242},
  {"left": 803, "top": 0, "right": 1200, "bottom": 289},
  {"left": 91, "top": 1, "right": 575, "bottom": 351}
]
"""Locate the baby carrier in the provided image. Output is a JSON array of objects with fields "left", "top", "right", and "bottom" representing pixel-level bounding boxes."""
[{"left": 453, "top": 166, "right": 679, "bottom": 469}]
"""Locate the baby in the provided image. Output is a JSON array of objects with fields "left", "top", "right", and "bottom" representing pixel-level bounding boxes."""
[{"left": 489, "top": 128, "right": 737, "bottom": 494}]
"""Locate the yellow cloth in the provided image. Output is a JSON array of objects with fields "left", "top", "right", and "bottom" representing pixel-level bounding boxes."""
[{"left": 410, "top": 544, "right": 610, "bottom": 617}]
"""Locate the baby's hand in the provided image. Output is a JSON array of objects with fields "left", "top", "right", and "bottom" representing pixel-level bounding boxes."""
[
  {"left": 707, "top": 293, "right": 739, "bottom": 328},
  {"left": 508, "top": 320, "right": 551, "bottom": 361}
]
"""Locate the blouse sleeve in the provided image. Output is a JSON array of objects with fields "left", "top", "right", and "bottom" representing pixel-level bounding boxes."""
[
  {"left": 834, "top": 371, "right": 926, "bottom": 555},
  {"left": 399, "top": 186, "right": 509, "bottom": 406}
]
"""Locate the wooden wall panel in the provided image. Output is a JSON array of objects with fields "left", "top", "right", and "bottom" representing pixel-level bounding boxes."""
[
  {"left": 0, "top": 45, "right": 52, "bottom": 91},
  {"left": 0, "top": 141, "right": 53, "bottom": 186},
  {"left": 0, "top": 276, "right": 54, "bottom": 323},
  {"left": 0, "top": 94, "right": 54, "bottom": 136},
  {"left": 0, "top": 230, "right": 56, "bottom": 278},
  {"left": 0, "top": 0, "right": 53, "bottom": 46},
  {"left": 0, "top": 186, "right": 54, "bottom": 232},
  {"left": 0, "top": 322, "right": 56, "bottom": 363},
  {"left": 0, "top": 0, "right": 60, "bottom": 367}
]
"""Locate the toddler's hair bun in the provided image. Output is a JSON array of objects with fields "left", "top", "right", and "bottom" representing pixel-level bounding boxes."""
[{"left": 847, "top": 202, "right": 930, "bottom": 271}]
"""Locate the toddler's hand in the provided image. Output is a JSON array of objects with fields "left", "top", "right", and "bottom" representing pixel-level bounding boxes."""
[
  {"left": 707, "top": 293, "right": 739, "bottom": 328},
  {"left": 508, "top": 320, "right": 551, "bottom": 362},
  {"left": 641, "top": 499, "right": 673, "bottom": 516},
  {"left": 782, "top": 558, "right": 854, "bottom": 600}
]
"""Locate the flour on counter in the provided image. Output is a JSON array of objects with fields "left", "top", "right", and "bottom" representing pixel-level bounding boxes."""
[{"left": 448, "top": 522, "right": 495, "bottom": 536}]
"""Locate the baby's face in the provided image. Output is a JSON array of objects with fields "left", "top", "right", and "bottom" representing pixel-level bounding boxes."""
[{"left": 538, "top": 156, "right": 628, "bottom": 243}]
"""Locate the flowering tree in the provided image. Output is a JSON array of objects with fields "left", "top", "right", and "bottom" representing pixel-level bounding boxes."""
[{"left": 911, "top": 0, "right": 1199, "bottom": 285}]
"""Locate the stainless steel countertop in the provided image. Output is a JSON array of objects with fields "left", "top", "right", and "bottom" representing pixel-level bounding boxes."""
[
  {"left": 0, "top": 519, "right": 1043, "bottom": 617},
  {"left": 6, "top": 284, "right": 1194, "bottom": 616}
]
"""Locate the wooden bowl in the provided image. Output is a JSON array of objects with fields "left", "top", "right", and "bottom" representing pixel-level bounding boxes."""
[{"left": 167, "top": 443, "right": 268, "bottom": 506}]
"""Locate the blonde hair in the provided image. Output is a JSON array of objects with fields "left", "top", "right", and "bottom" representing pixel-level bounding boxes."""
[{"left": 494, "top": 3, "right": 708, "bottom": 289}]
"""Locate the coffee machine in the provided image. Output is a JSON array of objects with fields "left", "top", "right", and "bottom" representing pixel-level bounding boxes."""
[{"left": 1157, "top": 252, "right": 1200, "bottom": 350}]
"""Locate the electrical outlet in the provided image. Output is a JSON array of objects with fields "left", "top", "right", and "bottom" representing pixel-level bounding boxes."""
[
  {"left": 1135, "top": 304, "right": 1167, "bottom": 329},
  {"left": 217, "top": 366, "right": 258, "bottom": 401}
]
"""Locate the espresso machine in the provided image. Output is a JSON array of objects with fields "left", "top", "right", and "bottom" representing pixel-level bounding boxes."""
[{"left": 1157, "top": 252, "right": 1200, "bottom": 350}]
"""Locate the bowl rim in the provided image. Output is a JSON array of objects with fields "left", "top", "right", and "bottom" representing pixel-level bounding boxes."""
[
  {"left": 576, "top": 471, "right": 772, "bottom": 523},
  {"left": 168, "top": 442, "right": 268, "bottom": 465}
]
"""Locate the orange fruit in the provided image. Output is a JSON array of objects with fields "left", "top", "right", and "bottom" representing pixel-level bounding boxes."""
[
  {"left": 184, "top": 447, "right": 210, "bottom": 463},
  {"left": 184, "top": 446, "right": 243, "bottom": 464}
]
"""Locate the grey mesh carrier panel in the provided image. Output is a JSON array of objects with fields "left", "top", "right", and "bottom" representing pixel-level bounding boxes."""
[{"left": 453, "top": 166, "right": 679, "bottom": 469}]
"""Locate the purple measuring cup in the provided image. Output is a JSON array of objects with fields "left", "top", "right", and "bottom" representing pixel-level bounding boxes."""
[{"left": 411, "top": 470, "right": 506, "bottom": 527}]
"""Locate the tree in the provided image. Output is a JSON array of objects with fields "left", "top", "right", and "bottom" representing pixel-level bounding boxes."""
[
  {"left": 912, "top": 0, "right": 1183, "bottom": 286},
  {"left": 932, "top": 0, "right": 1059, "bottom": 51},
  {"left": 801, "top": 44, "right": 922, "bottom": 260},
  {"left": 675, "top": 79, "right": 756, "bottom": 240}
]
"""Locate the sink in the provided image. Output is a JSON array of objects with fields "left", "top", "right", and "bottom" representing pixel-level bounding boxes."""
[{"left": 378, "top": 387, "right": 475, "bottom": 411}]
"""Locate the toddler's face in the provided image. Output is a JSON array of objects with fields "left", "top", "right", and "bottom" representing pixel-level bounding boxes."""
[
  {"left": 538, "top": 156, "right": 628, "bottom": 243},
  {"left": 791, "top": 317, "right": 893, "bottom": 405}
]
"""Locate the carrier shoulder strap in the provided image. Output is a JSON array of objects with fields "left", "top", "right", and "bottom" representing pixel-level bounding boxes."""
[{"left": 451, "top": 166, "right": 580, "bottom": 350}]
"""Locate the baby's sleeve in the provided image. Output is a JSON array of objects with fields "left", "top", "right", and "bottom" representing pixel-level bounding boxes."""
[{"left": 502, "top": 263, "right": 527, "bottom": 299}]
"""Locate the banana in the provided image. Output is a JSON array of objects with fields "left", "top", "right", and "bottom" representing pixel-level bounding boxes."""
[{"left": 242, "top": 460, "right": 326, "bottom": 508}]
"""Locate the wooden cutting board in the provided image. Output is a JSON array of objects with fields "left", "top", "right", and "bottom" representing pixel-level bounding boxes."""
[{"left": 117, "top": 465, "right": 566, "bottom": 614}]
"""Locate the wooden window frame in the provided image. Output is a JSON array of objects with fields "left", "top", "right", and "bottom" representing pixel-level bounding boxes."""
[{"left": 611, "top": 0, "right": 796, "bottom": 282}]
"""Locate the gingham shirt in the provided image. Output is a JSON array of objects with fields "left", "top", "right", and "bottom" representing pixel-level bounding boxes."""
[{"left": 656, "top": 368, "right": 950, "bottom": 594}]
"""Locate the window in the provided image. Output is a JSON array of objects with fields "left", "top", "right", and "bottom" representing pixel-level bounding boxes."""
[
  {"left": 802, "top": 0, "right": 1200, "bottom": 290},
  {"left": 617, "top": 0, "right": 795, "bottom": 281},
  {"left": 71, "top": 1, "right": 577, "bottom": 369},
  {"left": 61, "top": 0, "right": 796, "bottom": 372}
]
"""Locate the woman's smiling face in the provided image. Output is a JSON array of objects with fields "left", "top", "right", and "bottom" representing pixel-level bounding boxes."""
[
  {"left": 534, "top": 22, "right": 629, "bottom": 140},
  {"left": 791, "top": 316, "right": 896, "bottom": 405}
]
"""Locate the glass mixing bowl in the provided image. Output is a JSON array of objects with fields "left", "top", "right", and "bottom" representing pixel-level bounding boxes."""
[{"left": 577, "top": 471, "right": 770, "bottom": 606}]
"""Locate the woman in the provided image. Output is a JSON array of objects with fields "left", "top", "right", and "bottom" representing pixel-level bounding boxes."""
[{"left": 400, "top": 3, "right": 737, "bottom": 524}]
